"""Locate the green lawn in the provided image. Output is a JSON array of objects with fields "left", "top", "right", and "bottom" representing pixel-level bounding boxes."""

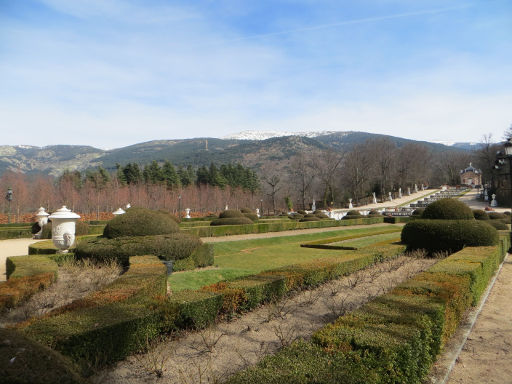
[
  {"left": 169, "top": 226, "right": 402, "bottom": 292},
  {"left": 330, "top": 232, "right": 401, "bottom": 248}
]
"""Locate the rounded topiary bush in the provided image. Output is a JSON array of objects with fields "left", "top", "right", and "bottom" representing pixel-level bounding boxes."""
[
  {"left": 103, "top": 208, "right": 179, "bottom": 239},
  {"left": 346, "top": 210, "right": 361, "bottom": 216},
  {"left": 488, "top": 212, "right": 506, "bottom": 220},
  {"left": 314, "top": 211, "right": 329, "bottom": 219},
  {"left": 219, "top": 210, "right": 245, "bottom": 219},
  {"left": 240, "top": 208, "right": 256, "bottom": 214},
  {"left": 401, "top": 219, "right": 498, "bottom": 254},
  {"left": 421, "top": 198, "right": 474, "bottom": 220},
  {"left": 473, "top": 209, "right": 489, "bottom": 220},
  {"left": 210, "top": 217, "right": 254, "bottom": 226},
  {"left": 290, "top": 213, "right": 304, "bottom": 220},
  {"left": 242, "top": 213, "right": 258, "bottom": 222}
]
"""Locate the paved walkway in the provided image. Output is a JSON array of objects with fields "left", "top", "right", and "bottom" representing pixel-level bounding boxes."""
[
  {"left": 334, "top": 189, "right": 440, "bottom": 211},
  {"left": 0, "top": 238, "right": 42, "bottom": 281},
  {"left": 459, "top": 189, "right": 511, "bottom": 213}
]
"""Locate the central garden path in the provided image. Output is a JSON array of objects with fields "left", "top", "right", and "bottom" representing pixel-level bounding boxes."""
[
  {"left": 95, "top": 256, "right": 436, "bottom": 384},
  {"left": 201, "top": 222, "right": 400, "bottom": 243}
]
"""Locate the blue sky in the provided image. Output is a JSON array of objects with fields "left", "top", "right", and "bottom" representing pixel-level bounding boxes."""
[{"left": 1, "top": 0, "right": 511, "bottom": 148}]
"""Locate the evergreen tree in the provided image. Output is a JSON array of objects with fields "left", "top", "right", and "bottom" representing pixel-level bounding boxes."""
[{"left": 162, "top": 161, "right": 181, "bottom": 188}]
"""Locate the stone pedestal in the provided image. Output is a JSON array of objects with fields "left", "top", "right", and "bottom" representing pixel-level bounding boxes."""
[{"left": 48, "top": 206, "right": 80, "bottom": 253}]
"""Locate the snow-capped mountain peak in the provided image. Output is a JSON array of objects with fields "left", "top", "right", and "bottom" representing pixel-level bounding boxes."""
[{"left": 222, "top": 130, "right": 342, "bottom": 141}]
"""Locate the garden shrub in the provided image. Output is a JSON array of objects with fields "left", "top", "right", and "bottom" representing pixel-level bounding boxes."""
[
  {"left": 21, "top": 256, "right": 168, "bottom": 369},
  {"left": 412, "top": 208, "right": 425, "bottom": 216},
  {"left": 226, "top": 341, "right": 378, "bottom": 384},
  {"left": 75, "top": 233, "right": 206, "bottom": 268},
  {"left": 210, "top": 217, "right": 254, "bottom": 226},
  {"left": 240, "top": 208, "right": 256, "bottom": 214},
  {"left": 0, "top": 256, "right": 58, "bottom": 310},
  {"left": 369, "top": 210, "right": 382, "bottom": 216},
  {"left": 289, "top": 213, "right": 303, "bottom": 220},
  {"left": 168, "top": 290, "right": 223, "bottom": 329},
  {"left": 103, "top": 207, "right": 179, "bottom": 239},
  {"left": 173, "top": 243, "right": 214, "bottom": 272},
  {"left": 422, "top": 198, "right": 474, "bottom": 220},
  {"left": 473, "top": 209, "right": 489, "bottom": 220},
  {"left": 0, "top": 227, "right": 32, "bottom": 240},
  {"left": 299, "top": 216, "right": 320, "bottom": 222},
  {"left": 401, "top": 219, "right": 498, "bottom": 254},
  {"left": 314, "top": 210, "right": 329, "bottom": 218},
  {"left": 0, "top": 328, "right": 85, "bottom": 384},
  {"left": 488, "top": 212, "right": 506, "bottom": 220},
  {"left": 297, "top": 210, "right": 307, "bottom": 215},
  {"left": 487, "top": 220, "right": 508, "bottom": 230},
  {"left": 242, "top": 213, "right": 258, "bottom": 222},
  {"left": 40, "top": 221, "right": 90, "bottom": 239},
  {"left": 346, "top": 210, "right": 361, "bottom": 216},
  {"left": 219, "top": 210, "right": 245, "bottom": 219},
  {"left": 383, "top": 216, "right": 410, "bottom": 224}
]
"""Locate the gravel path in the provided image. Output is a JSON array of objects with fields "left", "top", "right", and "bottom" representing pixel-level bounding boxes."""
[{"left": 0, "top": 238, "right": 43, "bottom": 281}]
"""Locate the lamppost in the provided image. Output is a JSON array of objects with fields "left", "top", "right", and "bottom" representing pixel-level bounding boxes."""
[
  {"left": 178, "top": 194, "right": 182, "bottom": 220},
  {"left": 503, "top": 138, "right": 512, "bottom": 212},
  {"left": 260, "top": 199, "right": 263, "bottom": 217},
  {"left": 5, "top": 187, "right": 13, "bottom": 224}
]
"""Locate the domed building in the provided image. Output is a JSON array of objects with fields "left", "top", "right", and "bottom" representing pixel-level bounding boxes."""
[{"left": 460, "top": 163, "right": 482, "bottom": 187}]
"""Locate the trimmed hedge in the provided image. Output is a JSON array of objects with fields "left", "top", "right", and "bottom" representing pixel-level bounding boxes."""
[
  {"left": 487, "top": 220, "right": 508, "bottom": 230},
  {"left": 228, "top": 234, "right": 509, "bottom": 384},
  {"left": 488, "top": 212, "right": 507, "bottom": 220},
  {"left": 299, "top": 216, "right": 321, "bottom": 222},
  {"left": 184, "top": 217, "right": 385, "bottom": 237},
  {"left": 300, "top": 227, "right": 402, "bottom": 250},
  {"left": 0, "top": 328, "right": 85, "bottom": 384},
  {"left": 0, "top": 227, "right": 32, "bottom": 239},
  {"left": 74, "top": 233, "right": 207, "bottom": 269},
  {"left": 473, "top": 209, "right": 489, "bottom": 220},
  {"left": 219, "top": 210, "right": 245, "bottom": 219},
  {"left": 210, "top": 217, "right": 254, "bottom": 226},
  {"left": 20, "top": 255, "right": 168, "bottom": 369},
  {"left": 103, "top": 207, "right": 179, "bottom": 239},
  {"left": 383, "top": 216, "right": 410, "bottom": 224},
  {"left": 0, "top": 255, "right": 58, "bottom": 310},
  {"left": 422, "top": 198, "right": 474, "bottom": 220},
  {"left": 412, "top": 208, "right": 424, "bottom": 216},
  {"left": 40, "top": 222, "right": 90, "bottom": 239},
  {"left": 401, "top": 219, "right": 498, "bottom": 254},
  {"left": 173, "top": 243, "right": 214, "bottom": 272}
]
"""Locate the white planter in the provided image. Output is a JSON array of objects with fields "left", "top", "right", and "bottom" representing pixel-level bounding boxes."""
[{"left": 48, "top": 206, "right": 80, "bottom": 253}]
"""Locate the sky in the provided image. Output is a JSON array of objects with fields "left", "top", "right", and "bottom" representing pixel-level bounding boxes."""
[{"left": 1, "top": 0, "right": 511, "bottom": 149}]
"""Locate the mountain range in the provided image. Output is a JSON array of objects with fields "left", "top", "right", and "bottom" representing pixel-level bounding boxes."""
[{"left": 0, "top": 131, "right": 479, "bottom": 177}]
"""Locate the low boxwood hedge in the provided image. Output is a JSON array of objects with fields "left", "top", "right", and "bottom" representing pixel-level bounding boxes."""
[
  {"left": 210, "top": 217, "right": 254, "bottom": 226},
  {"left": 0, "top": 227, "right": 32, "bottom": 239},
  {"left": 488, "top": 212, "right": 507, "bottom": 220},
  {"left": 0, "top": 255, "right": 58, "bottom": 310},
  {"left": 473, "top": 209, "right": 489, "bottom": 220},
  {"left": 184, "top": 217, "right": 385, "bottom": 237},
  {"left": 383, "top": 216, "right": 410, "bottom": 224},
  {"left": 401, "top": 219, "right": 498, "bottom": 254},
  {"left": 173, "top": 243, "right": 214, "bottom": 272},
  {"left": 74, "top": 233, "right": 207, "bottom": 268}
]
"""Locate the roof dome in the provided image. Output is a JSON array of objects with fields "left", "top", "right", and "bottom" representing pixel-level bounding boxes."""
[{"left": 461, "top": 162, "right": 480, "bottom": 174}]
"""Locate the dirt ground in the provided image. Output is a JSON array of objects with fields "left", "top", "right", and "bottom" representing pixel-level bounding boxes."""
[
  {"left": 445, "top": 254, "right": 512, "bottom": 384},
  {"left": 94, "top": 256, "right": 436, "bottom": 384}
]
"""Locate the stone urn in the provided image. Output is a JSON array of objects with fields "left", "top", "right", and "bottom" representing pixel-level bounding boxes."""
[
  {"left": 185, "top": 208, "right": 191, "bottom": 219},
  {"left": 256, "top": 208, "right": 260, "bottom": 218},
  {"left": 113, "top": 208, "right": 126, "bottom": 215},
  {"left": 34, "top": 207, "right": 50, "bottom": 239},
  {"left": 48, "top": 206, "right": 80, "bottom": 253},
  {"left": 348, "top": 198, "right": 353, "bottom": 209}
]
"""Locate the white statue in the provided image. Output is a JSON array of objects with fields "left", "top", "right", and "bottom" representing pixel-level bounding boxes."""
[
  {"left": 34, "top": 207, "right": 49, "bottom": 239},
  {"left": 388, "top": 192, "right": 393, "bottom": 201},
  {"left": 483, "top": 188, "right": 488, "bottom": 201},
  {"left": 372, "top": 192, "right": 377, "bottom": 204},
  {"left": 414, "top": 184, "right": 418, "bottom": 193},
  {"left": 185, "top": 208, "right": 191, "bottom": 219},
  {"left": 491, "top": 194, "right": 498, "bottom": 207},
  {"left": 407, "top": 187, "right": 411, "bottom": 196},
  {"left": 348, "top": 198, "right": 353, "bottom": 209},
  {"left": 256, "top": 208, "right": 260, "bottom": 218},
  {"left": 312, "top": 199, "right": 316, "bottom": 212},
  {"left": 225, "top": 205, "right": 229, "bottom": 211},
  {"left": 398, "top": 188, "right": 402, "bottom": 198}
]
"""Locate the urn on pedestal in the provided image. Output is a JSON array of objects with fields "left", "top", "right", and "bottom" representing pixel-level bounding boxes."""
[{"left": 48, "top": 206, "right": 80, "bottom": 253}]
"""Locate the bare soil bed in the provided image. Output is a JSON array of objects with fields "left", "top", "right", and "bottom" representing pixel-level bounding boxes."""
[
  {"left": 95, "top": 255, "right": 437, "bottom": 384},
  {"left": 0, "top": 259, "right": 122, "bottom": 327}
]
